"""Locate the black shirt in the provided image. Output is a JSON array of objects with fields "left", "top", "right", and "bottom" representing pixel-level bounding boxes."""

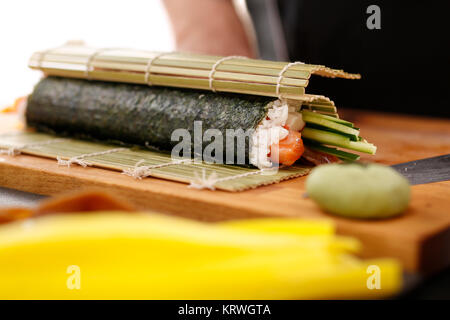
[{"left": 248, "top": 0, "right": 450, "bottom": 117}]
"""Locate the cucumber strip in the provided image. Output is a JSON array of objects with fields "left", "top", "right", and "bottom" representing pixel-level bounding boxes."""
[
  {"left": 347, "top": 140, "right": 377, "bottom": 154},
  {"left": 303, "top": 141, "right": 360, "bottom": 161},
  {"left": 301, "top": 110, "right": 354, "bottom": 127},
  {"left": 305, "top": 123, "right": 359, "bottom": 141},
  {"left": 302, "top": 113, "right": 360, "bottom": 138},
  {"left": 302, "top": 127, "right": 376, "bottom": 154},
  {"left": 302, "top": 127, "right": 350, "bottom": 146}
]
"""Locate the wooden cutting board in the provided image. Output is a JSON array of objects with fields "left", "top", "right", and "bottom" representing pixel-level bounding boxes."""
[{"left": 0, "top": 110, "right": 449, "bottom": 274}]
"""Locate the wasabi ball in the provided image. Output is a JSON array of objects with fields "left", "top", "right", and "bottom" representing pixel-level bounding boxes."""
[{"left": 306, "top": 163, "right": 410, "bottom": 219}]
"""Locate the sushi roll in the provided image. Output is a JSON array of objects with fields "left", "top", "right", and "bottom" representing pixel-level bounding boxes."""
[{"left": 26, "top": 77, "right": 308, "bottom": 168}]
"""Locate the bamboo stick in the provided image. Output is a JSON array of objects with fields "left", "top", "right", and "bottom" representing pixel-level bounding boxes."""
[
  {"left": 31, "top": 46, "right": 360, "bottom": 77},
  {"left": 34, "top": 46, "right": 360, "bottom": 77},
  {"left": 33, "top": 53, "right": 313, "bottom": 80}
]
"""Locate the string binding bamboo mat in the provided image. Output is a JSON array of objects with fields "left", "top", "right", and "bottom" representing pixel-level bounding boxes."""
[{"left": 0, "top": 132, "right": 311, "bottom": 192}]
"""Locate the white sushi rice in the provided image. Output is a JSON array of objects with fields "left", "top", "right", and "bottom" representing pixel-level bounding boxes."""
[{"left": 250, "top": 100, "right": 304, "bottom": 168}]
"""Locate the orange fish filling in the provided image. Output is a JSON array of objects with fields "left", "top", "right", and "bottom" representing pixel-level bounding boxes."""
[{"left": 269, "top": 130, "right": 305, "bottom": 166}]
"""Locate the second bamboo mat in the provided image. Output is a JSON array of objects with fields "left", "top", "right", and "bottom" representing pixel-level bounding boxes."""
[{"left": 0, "top": 132, "right": 311, "bottom": 192}]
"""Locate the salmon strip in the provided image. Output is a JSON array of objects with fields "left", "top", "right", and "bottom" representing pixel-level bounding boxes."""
[{"left": 270, "top": 130, "right": 305, "bottom": 166}]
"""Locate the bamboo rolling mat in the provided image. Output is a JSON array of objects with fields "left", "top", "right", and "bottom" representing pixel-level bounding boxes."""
[
  {"left": 0, "top": 132, "right": 311, "bottom": 192},
  {"left": 28, "top": 43, "right": 359, "bottom": 115}
]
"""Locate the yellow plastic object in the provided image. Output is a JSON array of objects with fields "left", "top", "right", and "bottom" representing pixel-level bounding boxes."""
[
  {"left": 219, "top": 218, "right": 335, "bottom": 236},
  {"left": 219, "top": 218, "right": 361, "bottom": 253},
  {"left": 0, "top": 212, "right": 401, "bottom": 299}
]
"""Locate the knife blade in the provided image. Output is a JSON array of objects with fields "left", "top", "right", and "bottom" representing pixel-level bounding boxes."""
[{"left": 391, "top": 154, "right": 450, "bottom": 185}]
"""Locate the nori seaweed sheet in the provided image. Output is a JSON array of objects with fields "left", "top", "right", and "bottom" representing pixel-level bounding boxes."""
[{"left": 26, "top": 77, "right": 274, "bottom": 163}]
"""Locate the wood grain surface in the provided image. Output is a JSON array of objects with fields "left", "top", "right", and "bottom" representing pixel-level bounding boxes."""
[{"left": 0, "top": 110, "right": 449, "bottom": 274}]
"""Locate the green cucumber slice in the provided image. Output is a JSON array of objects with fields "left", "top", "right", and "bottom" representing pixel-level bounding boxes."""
[
  {"left": 347, "top": 140, "right": 377, "bottom": 154},
  {"left": 301, "top": 110, "right": 354, "bottom": 127},
  {"left": 302, "top": 127, "right": 376, "bottom": 155},
  {"left": 302, "top": 113, "right": 360, "bottom": 138},
  {"left": 305, "top": 123, "right": 359, "bottom": 141},
  {"left": 302, "top": 127, "right": 350, "bottom": 146},
  {"left": 304, "top": 141, "right": 360, "bottom": 161}
]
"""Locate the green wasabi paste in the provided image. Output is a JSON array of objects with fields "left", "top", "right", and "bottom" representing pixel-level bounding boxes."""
[{"left": 306, "top": 163, "right": 410, "bottom": 219}]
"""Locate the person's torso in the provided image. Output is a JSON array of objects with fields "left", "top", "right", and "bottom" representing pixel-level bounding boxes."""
[{"left": 247, "top": 0, "right": 449, "bottom": 117}]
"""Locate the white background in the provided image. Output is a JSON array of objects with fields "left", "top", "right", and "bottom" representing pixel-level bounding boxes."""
[{"left": 0, "top": 0, "right": 174, "bottom": 108}]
